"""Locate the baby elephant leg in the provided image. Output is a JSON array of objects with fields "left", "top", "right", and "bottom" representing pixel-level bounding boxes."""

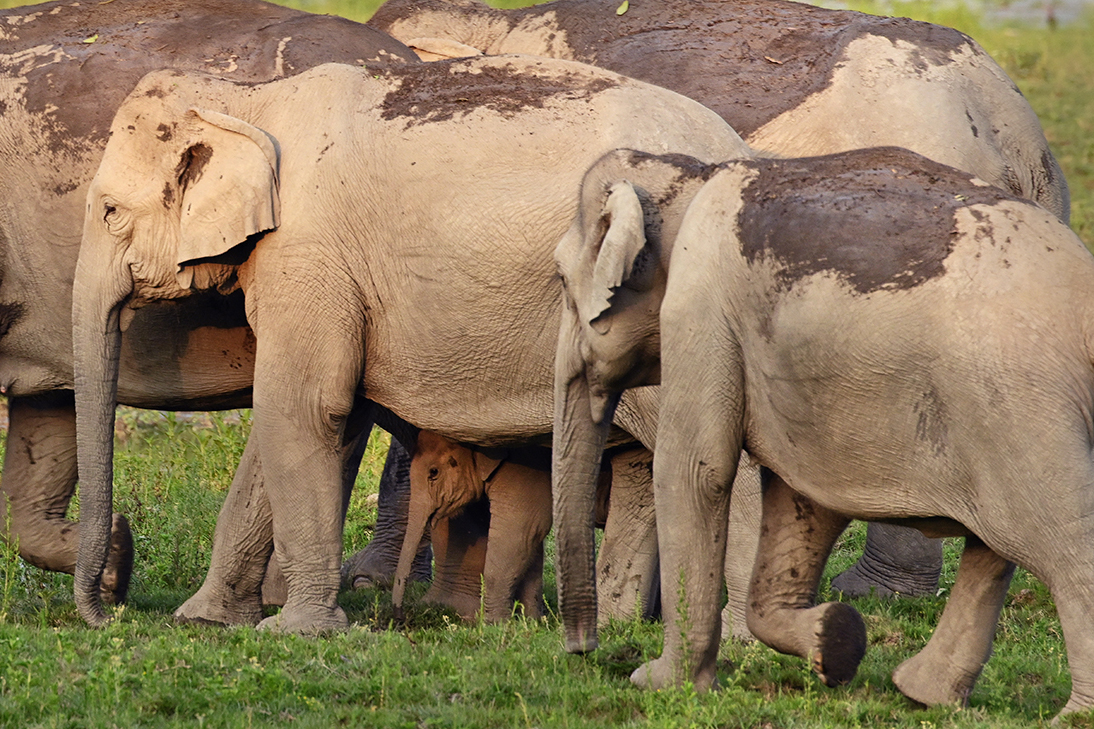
[
  {"left": 747, "top": 470, "right": 863, "bottom": 687},
  {"left": 892, "top": 536, "right": 1014, "bottom": 706},
  {"left": 482, "top": 461, "right": 552, "bottom": 621}
]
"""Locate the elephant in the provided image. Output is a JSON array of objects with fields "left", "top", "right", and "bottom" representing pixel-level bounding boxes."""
[
  {"left": 70, "top": 56, "right": 753, "bottom": 631},
  {"left": 367, "top": 0, "right": 1071, "bottom": 601},
  {"left": 0, "top": 0, "right": 419, "bottom": 604},
  {"left": 392, "top": 431, "right": 554, "bottom": 622},
  {"left": 550, "top": 146, "right": 1094, "bottom": 719}
]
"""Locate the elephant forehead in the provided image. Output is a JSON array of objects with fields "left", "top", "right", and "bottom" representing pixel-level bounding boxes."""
[
  {"left": 735, "top": 147, "right": 1014, "bottom": 295},
  {"left": 377, "top": 58, "right": 616, "bottom": 127}
]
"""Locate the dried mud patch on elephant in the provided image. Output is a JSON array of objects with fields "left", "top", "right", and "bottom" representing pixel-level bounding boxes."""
[
  {"left": 379, "top": 60, "right": 615, "bottom": 128},
  {"left": 515, "top": 0, "right": 974, "bottom": 136},
  {"left": 863, "top": 16, "right": 978, "bottom": 72},
  {"left": 737, "top": 147, "right": 1016, "bottom": 295}
]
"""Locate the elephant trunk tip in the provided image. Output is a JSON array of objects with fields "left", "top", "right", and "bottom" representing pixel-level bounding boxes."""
[
  {"left": 564, "top": 625, "right": 599, "bottom": 654},
  {"left": 75, "top": 586, "right": 112, "bottom": 628}
]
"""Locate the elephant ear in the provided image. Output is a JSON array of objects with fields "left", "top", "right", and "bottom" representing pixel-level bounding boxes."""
[
  {"left": 175, "top": 108, "right": 281, "bottom": 281},
  {"left": 473, "top": 447, "right": 507, "bottom": 485},
  {"left": 585, "top": 181, "right": 653, "bottom": 331}
]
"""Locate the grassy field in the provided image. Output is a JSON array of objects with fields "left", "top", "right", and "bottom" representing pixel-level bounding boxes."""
[{"left": 0, "top": 0, "right": 1092, "bottom": 726}]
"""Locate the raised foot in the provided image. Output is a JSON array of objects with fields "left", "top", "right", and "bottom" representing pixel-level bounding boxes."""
[
  {"left": 175, "top": 584, "right": 263, "bottom": 627},
  {"left": 256, "top": 604, "right": 348, "bottom": 635},
  {"left": 892, "top": 648, "right": 978, "bottom": 707},
  {"left": 100, "top": 514, "right": 135, "bottom": 605},
  {"left": 810, "top": 602, "right": 867, "bottom": 687}
]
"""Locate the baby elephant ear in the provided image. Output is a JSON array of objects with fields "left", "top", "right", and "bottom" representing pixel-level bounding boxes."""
[
  {"left": 175, "top": 108, "right": 281, "bottom": 273},
  {"left": 586, "top": 181, "right": 649, "bottom": 326}
]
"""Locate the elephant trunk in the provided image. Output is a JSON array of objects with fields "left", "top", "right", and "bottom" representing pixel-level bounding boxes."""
[
  {"left": 552, "top": 329, "right": 615, "bottom": 655},
  {"left": 71, "top": 249, "right": 132, "bottom": 627},
  {"left": 391, "top": 487, "right": 433, "bottom": 621}
]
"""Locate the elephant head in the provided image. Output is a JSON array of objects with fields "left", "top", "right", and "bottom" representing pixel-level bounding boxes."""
[
  {"left": 552, "top": 149, "right": 719, "bottom": 652},
  {"left": 72, "top": 70, "right": 280, "bottom": 626},
  {"left": 391, "top": 431, "right": 503, "bottom": 617}
]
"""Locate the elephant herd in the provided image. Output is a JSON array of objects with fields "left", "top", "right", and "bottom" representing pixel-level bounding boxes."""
[{"left": 0, "top": 0, "right": 1088, "bottom": 720}]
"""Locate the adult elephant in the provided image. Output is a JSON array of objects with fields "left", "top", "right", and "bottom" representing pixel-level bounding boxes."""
[
  {"left": 367, "top": 0, "right": 1071, "bottom": 599},
  {"left": 70, "top": 57, "right": 752, "bottom": 630},
  {"left": 551, "top": 147, "right": 1094, "bottom": 719},
  {"left": 0, "top": 0, "right": 417, "bottom": 604}
]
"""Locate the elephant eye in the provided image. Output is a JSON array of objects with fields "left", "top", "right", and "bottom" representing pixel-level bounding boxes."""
[
  {"left": 103, "top": 203, "right": 117, "bottom": 222},
  {"left": 428, "top": 467, "right": 439, "bottom": 480}
]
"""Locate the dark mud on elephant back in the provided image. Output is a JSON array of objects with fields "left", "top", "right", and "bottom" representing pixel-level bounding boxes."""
[
  {"left": 737, "top": 147, "right": 1017, "bottom": 295},
  {"left": 378, "top": 59, "right": 615, "bottom": 127},
  {"left": 514, "top": 0, "right": 977, "bottom": 136}
]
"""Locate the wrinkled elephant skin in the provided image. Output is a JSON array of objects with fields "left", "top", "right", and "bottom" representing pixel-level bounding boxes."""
[
  {"left": 71, "top": 58, "right": 751, "bottom": 630},
  {"left": 370, "top": 0, "right": 1068, "bottom": 222},
  {"left": 553, "top": 147, "right": 1094, "bottom": 720},
  {"left": 369, "top": 0, "right": 1069, "bottom": 608},
  {"left": 0, "top": 0, "right": 416, "bottom": 603}
]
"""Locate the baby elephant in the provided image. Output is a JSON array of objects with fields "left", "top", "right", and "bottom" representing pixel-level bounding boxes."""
[
  {"left": 552, "top": 146, "right": 1094, "bottom": 720},
  {"left": 392, "top": 431, "right": 553, "bottom": 622}
]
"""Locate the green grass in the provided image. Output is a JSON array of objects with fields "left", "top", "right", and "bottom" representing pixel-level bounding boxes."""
[
  {"left": 0, "top": 416, "right": 1081, "bottom": 728},
  {"left": 0, "top": 0, "right": 1091, "bottom": 725}
]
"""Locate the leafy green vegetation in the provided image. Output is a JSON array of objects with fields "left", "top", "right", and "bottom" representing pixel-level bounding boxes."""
[{"left": 0, "top": 0, "right": 1091, "bottom": 725}]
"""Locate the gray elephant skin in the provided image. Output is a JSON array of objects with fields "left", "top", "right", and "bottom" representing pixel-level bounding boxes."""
[
  {"left": 0, "top": 0, "right": 418, "bottom": 601},
  {"left": 70, "top": 57, "right": 752, "bottom": 631},
  {"left": 368, "top": 0, "right": 1070, "bottom": 599},
  {"left": 552, "top": 146, "right": 1094, "bottom": 719}
]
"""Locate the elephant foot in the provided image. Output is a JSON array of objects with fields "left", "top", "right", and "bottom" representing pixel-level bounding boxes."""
[
  {"left": 721, "top": 603, "right": 755, "bottom": 643},
  {"left": 891, "top": 648, "right": 978, "bottom": 707},
  {"left": 256, "top": 604, "right": 348, "bottom": 635},
  {"left": 175, "top": 583, "right": 263, "bottom": 627},
  {"left": 341, "top": 543, "right": 431, "bottom": 591},
  {"left": 809, "top": 602, "right": 867, "bottom": 687},
  {"left": 831, "top": 524, "right": 941, "bottom": 598},
  {"left": 1057, "top": 693, "right": 1094, "bottom": 724},
  {"left": 630, "top": 655, "right": 717, "bottom": 692},
  {"left": 100, "top": 514, "right": 134, "bottom": 605},
  {"left": 422, "top": 585, "right": 482, "bottom": 621}
]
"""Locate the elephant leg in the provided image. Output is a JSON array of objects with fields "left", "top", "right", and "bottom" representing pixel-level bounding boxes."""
[
  {"left": 175, "top": 433, "right": 271, "bottom": 625},
  {"left": 481, "top": 465, "right": 552, "bottom": 622},
  {"left": 891, "top": 535, "right": 1013, "bottom": 706},
  {"left": 262, "top": 420, "right": 369, "bottom": 607},
  {"left": 342, "top": 435, "right": 433, "bottom": 590},
  {"left": 3, "top": 394, "right": 132, "bottom": 603},
  {"left": 598, "top": 447, "right": 660, "bottom": 623},
  {"left": 255, "top": 417, "right": 349, "bottom": 632},
  {"left": 746, "top": 471, "right": 863, "bottom": 688},
  {"left": 516, "top": 544, "right": 546, "bottom": 620},
  {"left": 722, "top": 453, "right": 761, "bottom": 642},
  {"left": 424, "top": 499, "right": 490, "bottom": 619},
  {"left": 831, "top": 522, "right": 942, "bottom": 597}
]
